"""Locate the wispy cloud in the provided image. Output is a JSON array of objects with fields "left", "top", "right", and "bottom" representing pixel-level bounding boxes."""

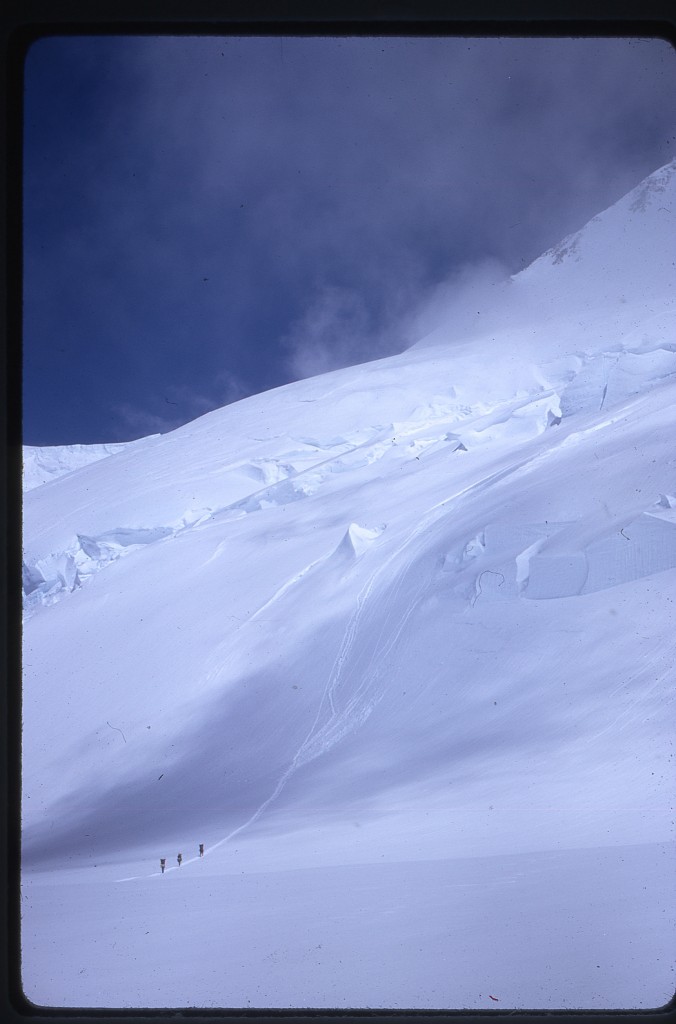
[{"left": 281, "top": 286, "right": 402, "bottom": 380}]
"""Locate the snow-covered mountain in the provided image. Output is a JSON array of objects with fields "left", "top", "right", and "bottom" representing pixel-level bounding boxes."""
[{"left": 21, "top": 161, "right": 676, "bottom": 1010}]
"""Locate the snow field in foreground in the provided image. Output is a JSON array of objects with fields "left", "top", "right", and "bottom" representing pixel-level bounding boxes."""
[{"left": 21, "top": 844, "right": 675, "bottom": 1010}]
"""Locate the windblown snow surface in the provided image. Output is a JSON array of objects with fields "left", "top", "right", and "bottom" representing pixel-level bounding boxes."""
[
  {"left": 21, "top": 161, "right": 676, "bottom": 1010},
  {"left": 22, "top": 437, "right": 158, "bottom": 493}
]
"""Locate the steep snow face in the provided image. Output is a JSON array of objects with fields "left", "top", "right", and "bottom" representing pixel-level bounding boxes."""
[
  {"left": 416, "top": 158, "right": 676, "bottom": 367},
  {"left": 521, "top": 159, "right": 676, "bottom": 309},
  {"left": 21, "top": 163, "right": 676, "bottom": 1008}
]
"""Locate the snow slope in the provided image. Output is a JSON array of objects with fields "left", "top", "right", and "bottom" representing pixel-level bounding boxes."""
[
  {"left": 22, "top": 437, "right": 158, "bottom": 492},
  {"left": 21, "top": 160, "right": 676, "bottom": 1010}
]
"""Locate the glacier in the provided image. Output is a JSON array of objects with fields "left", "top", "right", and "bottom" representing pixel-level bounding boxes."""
[{"left": 21, "top": 161, "right": 676, "bottom": 1010}]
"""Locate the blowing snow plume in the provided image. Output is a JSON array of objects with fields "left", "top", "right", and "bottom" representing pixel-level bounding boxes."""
[
  {"left": 282, "top": 282, "right": 415, "bottom": 380},
  {"left": 409, "top": 256, "right": 514, "bottom": 348}
]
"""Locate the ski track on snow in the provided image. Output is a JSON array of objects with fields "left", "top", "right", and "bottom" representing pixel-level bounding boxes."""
[
  {"left": 117, "top": 443, "right": 558, "bottom": 883},
  {"left": 116, "top": 375, "right": 676, "bottom": 881}
]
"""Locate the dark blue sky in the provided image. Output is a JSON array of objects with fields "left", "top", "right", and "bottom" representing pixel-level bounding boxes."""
[{"left": 23, "top": 35, "right": 676, "bottom": 445}]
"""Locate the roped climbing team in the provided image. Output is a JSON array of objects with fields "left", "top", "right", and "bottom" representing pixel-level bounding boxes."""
[{"left": 160, "top": 844, "right": 204, "bottom": 873}]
